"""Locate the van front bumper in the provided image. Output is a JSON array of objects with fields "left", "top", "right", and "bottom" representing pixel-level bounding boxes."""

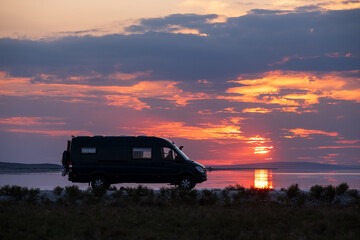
[{"left": 196, "top": 173, "right": 207, "bottom": 183}]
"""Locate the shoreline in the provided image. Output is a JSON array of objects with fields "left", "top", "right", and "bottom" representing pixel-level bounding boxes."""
[{"left": 0, "top": 184, "right": 359, "bottom": 207}]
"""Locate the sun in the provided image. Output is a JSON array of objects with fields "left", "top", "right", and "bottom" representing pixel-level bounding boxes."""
[{"left": 253, "top": 146, "right": 273, "bottom": 154}]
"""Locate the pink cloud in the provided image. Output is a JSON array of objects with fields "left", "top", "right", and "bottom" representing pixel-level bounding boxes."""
[
  {"left": 0, "top": 117, "right": 65, "bottom": 126},
  {"left": 7, "top": 129, "right": 92, "bottom": 137}
]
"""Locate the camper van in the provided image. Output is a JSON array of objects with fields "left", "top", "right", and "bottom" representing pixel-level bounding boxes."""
[{"left": 61, "top": 136, "right": 207, "bottom": 189}]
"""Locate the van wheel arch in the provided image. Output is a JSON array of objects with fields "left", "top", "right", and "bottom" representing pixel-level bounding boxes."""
[
  {"left": 177, "top": 174, "right": 195, "bottom": 190},
  {"left": 91, "top": 175, "right": 110, "bottom": 189}
]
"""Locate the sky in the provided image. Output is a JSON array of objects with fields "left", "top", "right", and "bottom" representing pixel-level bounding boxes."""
[{"left": 0, "top": 0, "right": 359, "bottom": 166}]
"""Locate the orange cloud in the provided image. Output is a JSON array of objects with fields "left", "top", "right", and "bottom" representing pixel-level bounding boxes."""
[
  {"left": 123, "top": 120, "right": 243, "bottom": 140},
  {"left": 105, "top": 95, "right": 150, "bottom": 110},
  {"left": 242, "top": 107, "right": 271, "bottom": 113},
  {"left": 0, "top": 117, "right": 65, "bottom": 126},
  {"left": 283, "top": 128, "right": 339, "bottom": 138},
  {"left": 0, "top": 71, "right": 211, "bottom": 110},
  {"left": 313, "top": 146, "right": 360, "bottom": 149},
  {"left": 221, "top": 70, "right": 360, "bottom": 111}
]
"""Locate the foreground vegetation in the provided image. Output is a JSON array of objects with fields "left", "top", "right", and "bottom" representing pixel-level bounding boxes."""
[{"left": 0, "top": 183, "right": 359, "bottom": 239}]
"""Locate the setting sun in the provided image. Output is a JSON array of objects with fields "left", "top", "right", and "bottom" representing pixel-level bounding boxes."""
[{"left": 254, "top": 170, "right": 273, "bottom": 189}]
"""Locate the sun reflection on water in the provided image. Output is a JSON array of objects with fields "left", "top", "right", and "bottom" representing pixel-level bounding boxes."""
[{"left": 254, "top": 169, "right": 273, "bottom": 189}]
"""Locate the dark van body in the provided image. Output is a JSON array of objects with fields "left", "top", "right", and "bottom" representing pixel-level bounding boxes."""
[{"left": 62, "top": 136, "right": 207, "bottom": 189}]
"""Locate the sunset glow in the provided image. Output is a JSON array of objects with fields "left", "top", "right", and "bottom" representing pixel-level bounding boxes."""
[
  {"left": 253, "top": 146, "right": 273, "bottom": 155},
  {"left": 0, "top": 1, "right": 359, "bottom": 166},
  {"left": 254, "top": 170, "right": 273, "bottom": 189}
]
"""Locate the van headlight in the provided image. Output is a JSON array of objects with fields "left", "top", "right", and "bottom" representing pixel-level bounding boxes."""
[{"left": 195, "top": 166, "right": 205, "bottom": 173}]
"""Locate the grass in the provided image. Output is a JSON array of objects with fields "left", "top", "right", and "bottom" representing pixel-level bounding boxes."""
[
  {"left": 1, "top": 203, "right": 359, "bottom": 240},
  {"left": 0, "top": 183, "right": 359, "bottom": 239}
]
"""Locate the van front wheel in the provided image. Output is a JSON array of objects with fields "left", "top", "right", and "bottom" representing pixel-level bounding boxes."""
[
  {"left": 91, "top": 176, "right": 109, "bottom": 189},
  {"left": 178, "top": 176, "right": 195, "bottom": 190}
]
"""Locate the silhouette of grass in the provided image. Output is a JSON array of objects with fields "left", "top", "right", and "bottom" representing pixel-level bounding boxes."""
[
  {"left": 0, "top": 183, "right": 359, "bottom": 239},
  {"left": 1, "top": 202, "right": 359, "bottom": 239}
]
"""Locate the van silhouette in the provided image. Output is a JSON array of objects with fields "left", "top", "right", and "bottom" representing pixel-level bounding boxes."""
[{"left": 62, "top": 136, "right": 207, "bottom": 189}]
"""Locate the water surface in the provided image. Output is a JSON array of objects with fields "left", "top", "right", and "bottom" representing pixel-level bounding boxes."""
[{"left": 1, "top": 169, "right": 359, "bottom": 190}]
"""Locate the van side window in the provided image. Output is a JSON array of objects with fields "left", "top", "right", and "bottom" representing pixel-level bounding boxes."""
[
  {"left": 161, "top": 147, "right": 177, "bottom": 161},
  {"left": 132, "top": 147, "right": 152, "bottom": 159},
  {"left": 81, "top": 147, "right": 96, "bottom": 154}
]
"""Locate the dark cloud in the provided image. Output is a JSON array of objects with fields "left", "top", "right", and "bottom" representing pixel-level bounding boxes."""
[
  {"left": 0, "top": 9, "right": 359, "bottom": 82},
  {"left": 126, "top": 13, "right": 218, "bottom": 33}
]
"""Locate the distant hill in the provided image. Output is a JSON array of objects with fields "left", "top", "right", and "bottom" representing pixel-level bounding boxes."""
[
  {"left": 0, "top": 162, "right": 62, "bottom": 172},
  {"left": 206, "top": 162, "right": 359, "bottom": 170}
]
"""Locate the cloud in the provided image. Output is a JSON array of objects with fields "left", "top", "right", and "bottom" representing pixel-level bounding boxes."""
[
  {"left": 0, "top": 71, "right": 212, "bottom": 110},
  {"left": 283, "top": 128, "right": 339, "bottom": 138},
  {"left": 222, "top": 70, "right": 360, "bottom": 112},
  {"left": 0, "top": 117, "right": 65, "bottom": 126},
  {"left": 6, "top": 129, "right": 92, "bottom": 137},
  {"left": 0, "top": 8, "right": 359, "bottom": 165},
  {"left": 1, "top": 9, "right": 359, "bottom": 81}
]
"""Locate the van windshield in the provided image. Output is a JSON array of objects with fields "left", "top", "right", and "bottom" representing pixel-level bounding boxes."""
[{"left": 173, "top": 145, "right": 191, "bottom": 161}]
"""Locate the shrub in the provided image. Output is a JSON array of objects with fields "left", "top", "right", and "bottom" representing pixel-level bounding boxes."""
[
  {"left": 111, "top": 188, "right": 125, "bottom": 199},
  {"left": 0, "top": 185, "right": 29, "bottom": 201},
  {"left": 323, "top": 185, "right": 336, "bottom": 201},
  {"left": 348, "top": 189, "right": 358, "bottom": 198},
  {"left": 221, "top": 189, "right": 232, "bottom": 205},
  {"left": 179, "top": 189, "right": 198, "bottom": 204},
  {"left": 158, "top": 187, "right": 170, "bottom": 201},
  {"left": 64, "top": 185, "right": 82, "bottom": 202},
  {"left": 286, "top": 184, "right": 300, "bottom": 199},
  {"left": 91, "top": 186, "right": 107, "bottom": 199},
  {"left": 335, "top": 182, "right": 349, "bottom": 195},
  {"left": 310, "top": 185, "right": 324, "bottom": 199},
  {"left": 26, "top": 188, "right": 40, "bottom": 203},
  {"left": 53, "top": 186, "right": 63, "bottom": 196},
  {"left": 125, "top": 186, "right": 155, "bottom": 204},
  {"left": 199, "top": 189, "right": 218, "bottom": 205},
  {"left": 225, "top": 184, "right": 245, "bottom": 191},
  {"left": 255, "top": 188, "right": 270, "bottom": 200}
]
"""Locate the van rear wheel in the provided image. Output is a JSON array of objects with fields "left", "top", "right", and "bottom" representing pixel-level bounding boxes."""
[
  {"left": 91, "top": 176, "right": 109, "bottom": 189},
  {"left": 178, "top": 176, "right": 195, "bottom": 190}
]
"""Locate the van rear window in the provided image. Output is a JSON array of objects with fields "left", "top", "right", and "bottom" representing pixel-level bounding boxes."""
[
  {"left": 132, "top": 148, "right": 152, "bottom": 159},
  {"left": 81, "top": 147, "right": 96, "bottom": 154}
]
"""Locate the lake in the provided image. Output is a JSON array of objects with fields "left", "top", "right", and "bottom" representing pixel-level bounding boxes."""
[{"left": 1, "top": 169, "right": 360, "bottom": 190}]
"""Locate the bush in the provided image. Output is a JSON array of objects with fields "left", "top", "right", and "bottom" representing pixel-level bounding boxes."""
[
  {"left": 255, "top": 188, "right": 270, "bottom": 200},
  {"left": 286, "top": 184, "right": 300, "bottom": 199},
  {"left": 124, "top": 186, "right": 155, "bottom": 204},
  {"left": 26, "top": 188, "right": 40, "bottom": 203},
  {"left": 179, "top": 189, "right": 198, "bottom": 204},
  {"left": 221, "top": 189, "right": 232, "bottom": 205},
  {"left": 0, "top": 185, "right": 29, "bottom": 201},
  {"left": 310, "top": 185, "right": 324, "bottom": 200},
  {"left": 64, "top": 185, "right": 82, "bottom": 202},
  {"left": 348, "top": 189, "right": 358, "bottom": 198},
  {"left": 199, "top": 189, "right": 218, "bottom": 205},
  {"left": 0, "top": 185, "right": 40, "bottom": 202},
  {"left": 335, "top": 182, "right": 349, "bottom": 195},
  {"left": 91, "top": 186, "right": 107, "bottom": 199},
  {"left": 225, "top": 184, "right": 245, "bottom": 191},
  {"left": 53, "top": 186, "right": 63, "bottom": 196},
  {"left": 323, "top": 185, "right": 336, "bottom": 201},
  {"left": 111, "top": 188, "right": 125, "bottom": 199}
]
